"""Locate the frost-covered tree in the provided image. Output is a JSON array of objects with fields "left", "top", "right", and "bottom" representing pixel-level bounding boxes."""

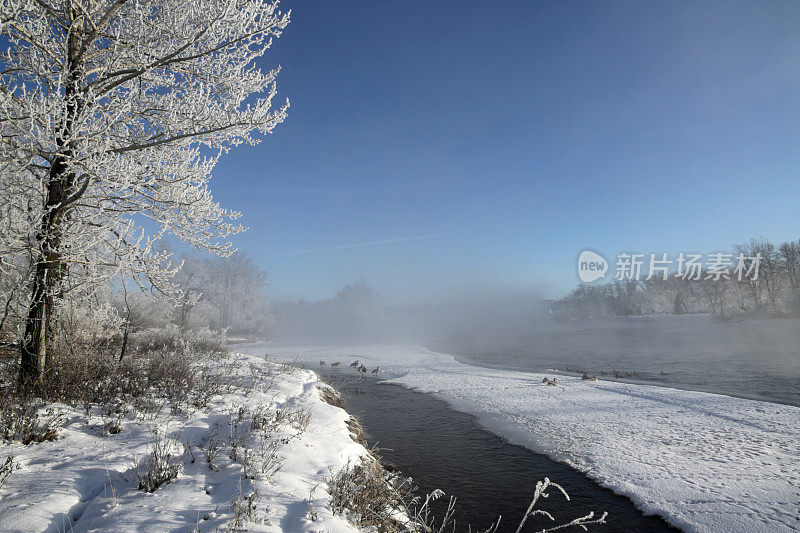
[
  {"left": 779, "top": 239, "right": 800, "bottom": 293},
  {"left": 0, "top": 0, "right": 29, "bottom": 30},
  {"left": 169, "top": 251, "right": 272, "bottom": 336},
  {"left": 0, "top": 0, "right": 290, "bottom": 386},
  {"left": 203, "top": 252, "right": 271, "bottom": 334}
]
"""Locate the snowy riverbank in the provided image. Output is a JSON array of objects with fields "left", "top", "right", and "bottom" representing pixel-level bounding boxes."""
[
  {"left": 237, "top": 342, "right": 800, "bottom": 533},
  {"left": 0, "top": 353, "right": 368, "bottom": 532}
]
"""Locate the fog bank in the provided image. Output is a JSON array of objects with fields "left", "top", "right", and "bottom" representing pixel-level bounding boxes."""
[{"left": 270, "top": 280, "right": 549, "bottom": 347}]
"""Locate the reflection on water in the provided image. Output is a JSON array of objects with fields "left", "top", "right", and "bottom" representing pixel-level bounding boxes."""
[
  {"left": 323, "top": 370, "right": 678, "bottom": 533},
  {"left": 442, "top": 315, "right": 800, "bottom": 406}
]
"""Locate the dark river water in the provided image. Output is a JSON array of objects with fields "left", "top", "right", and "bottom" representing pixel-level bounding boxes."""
[
  {"left": 320, "top": 369, "right": 678, "bottom": 533},
  {"left": 439, "top": 315, "right": 800, "bottom": 406}
]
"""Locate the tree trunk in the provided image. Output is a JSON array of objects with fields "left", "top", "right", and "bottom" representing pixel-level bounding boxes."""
[
  {"left": 119, "top": 320, "right": 129, "bottom": 362},
  {"left": 180, "top": 298, "right": 191, "bottom": 332},
  {"left": 19, "top": 177, "right": 68, "bottom": 388},
  {"left": 19, "top": 263, "right": 51, "bottom": 387},
  {"left": 19, "top": 20, "right": 84, "bottom": 389}
]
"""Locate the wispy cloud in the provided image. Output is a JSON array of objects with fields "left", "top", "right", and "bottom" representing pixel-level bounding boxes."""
[
  {"left": 637, "top": 123, "right": 699, "bottom": 139},
  {"left": 279, "top": 233, "right": 443, "bottom": 257}
]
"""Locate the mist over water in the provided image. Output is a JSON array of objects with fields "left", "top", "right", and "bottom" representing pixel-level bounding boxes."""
[
  {"left": 441, "top": 315, "right": 800, "bottom": 407},
  {"left": 271, "top": 282, "right": 548, "bottom": 343},
  {"left": 272, "top": 283, "right": 800, "bottom": 406}
]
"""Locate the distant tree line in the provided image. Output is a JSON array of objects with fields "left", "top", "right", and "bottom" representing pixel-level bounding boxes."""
[
  {"left": 272, "top": 279, "right": 385, "bottom": 341},
  {"left": 0, "top": 250, "right": 273, "bottom": 360},
  {"left": 115, "top": 251, "right": 273, "bottom": 343},
  {"left": 552, "top": 237, "right": 800, "bottom": 321}
]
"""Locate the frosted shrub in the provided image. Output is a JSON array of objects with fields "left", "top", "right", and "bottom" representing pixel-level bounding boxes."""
[
  {"left": 53, "top": 300, "right": 124, "bottom": 354},
  {"left": 193, "top": 365, "right": 230, "bottom": 409},
  {"left": 203, "top": 425, "right": 224, "bottom": 471},
  {"left": 227, "top": 482, "right": 267, "bottom": 530},
  {"left": 250, "top": 403, "right": 277, "bottom": 434},
  {"left": 256, "top": 439, "right": 283, "bottom": 481},
  {"left": 345, "top": 417, "right": 367, "bottom": 446},
  {"left": 0, "top": 455, "right": 13, "bottom": 490},
  {"left": 409, "top": 477, "right": 609, "bottom": 533},
  {"left": 135, "top": 433, "right": 186, "bottom": 493},
  {"left": 510, "top": 477, "right": 608, "bottom": 533},
  {"left": 129, "top": 325, "right": 186, "bottom": 354},
  {"left": 128, "top": 325, "right": 226, "bottom": 358},
  {"left": 100, "top": 402, "right": 126, "bottom": 435},
  {"left": 190, "top": 327, "right": 227, "bottom": 355},
  {"left": 320, "top": 386, "right": 347, "bottom": 408},
  {"left": 227, "top": 405, "right": 251, "bottom": 463},
  {"left": 327, "top": 458, "right": 609, "bottom": 533},
  {"left": 0, "top": 392, "right": 66, "bottom": 444},
  {"left": 289, "top": 407, "right": 312, "bottom": 433},
  {"left": 27, "top": 318, "right": 234, "bottom": 414},
  {"left": 327, "top": 459, "right": 410, "bottom": 530}
]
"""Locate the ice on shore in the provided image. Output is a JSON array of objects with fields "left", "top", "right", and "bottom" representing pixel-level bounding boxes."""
[{"left": 247, "top": 342, "right": 800, "bottom": 533}]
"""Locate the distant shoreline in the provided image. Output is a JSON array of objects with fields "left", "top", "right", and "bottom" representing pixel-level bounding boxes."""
[{"left": 451, "top": 352, "right": 800, "bottom": 408}]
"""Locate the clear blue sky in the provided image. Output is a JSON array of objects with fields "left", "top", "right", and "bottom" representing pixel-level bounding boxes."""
[{"left": 212, "top": 0, "right": 800, "bottom": 302}]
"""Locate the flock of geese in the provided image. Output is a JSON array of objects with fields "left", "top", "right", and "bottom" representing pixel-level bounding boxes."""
[
  {"left": 556, "top": 367, "right": 670, "bottom": 380},
  {"left": 319, "top": 359, "right": 379, "bottom": 376},
  {"left": 541, "top": 367, "right": 672, "bottom": 387},
  {"left": 316, "top": 361, "right": 663, "bottom": 387},
  {"left": 540, "top": 373, "right": 597, "bottom": 387}
]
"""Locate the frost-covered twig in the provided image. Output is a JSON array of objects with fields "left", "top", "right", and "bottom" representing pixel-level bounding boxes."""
[{"left": 515, "top": 477, "right": 608, "bottom": 533}]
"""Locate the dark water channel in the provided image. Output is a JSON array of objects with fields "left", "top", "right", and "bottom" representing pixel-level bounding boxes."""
[{"left": 319, "top": 369, "right": 678, "bottom": 533}]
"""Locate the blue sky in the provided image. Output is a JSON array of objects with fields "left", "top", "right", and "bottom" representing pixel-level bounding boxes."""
[{"left": 212, "top": 0, "right": 800, "bottom": 302}]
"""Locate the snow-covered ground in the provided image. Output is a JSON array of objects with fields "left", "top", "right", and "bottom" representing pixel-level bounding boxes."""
[
  {"left": 0, "top": 353, "right": 367, "bottom": 532},
  {"left": 238, "top": 342, "right": 800, "bottom": 533}
]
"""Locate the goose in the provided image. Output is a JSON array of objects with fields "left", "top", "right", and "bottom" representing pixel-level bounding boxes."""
[
  {"left": 350, "top": 360, "right": 360, "bottom": 368},
  {"left": 371, "top": 367, "right": 379, "bottom": 375},
  {"left": 319, "top": 360, "right": 326, "bottom": 366},
  {"left": 331, "top": 362, "right": 341, "bottom": 367}
]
